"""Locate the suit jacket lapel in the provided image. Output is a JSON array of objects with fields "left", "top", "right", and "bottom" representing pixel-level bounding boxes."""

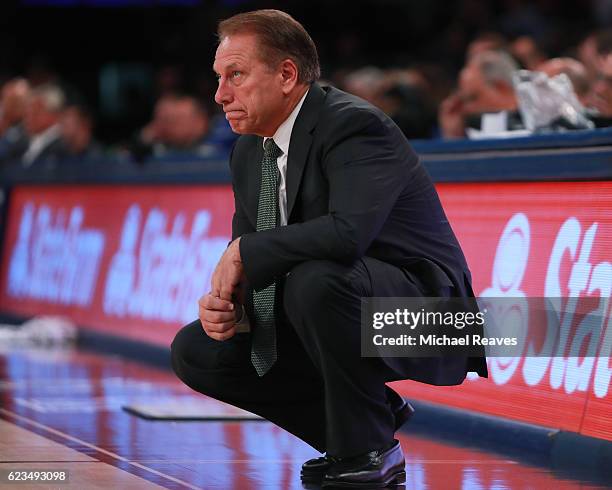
[
  {"left": 246, "top": 137, "right": 263, "bottom": 227},
  {"left": 286, "top": 83, "right": 326, "bottom": 220}
]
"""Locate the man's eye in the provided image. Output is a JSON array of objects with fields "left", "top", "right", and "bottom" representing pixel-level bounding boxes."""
[{"left": 231, "top": 71, "right": 242, "bottom": 78}]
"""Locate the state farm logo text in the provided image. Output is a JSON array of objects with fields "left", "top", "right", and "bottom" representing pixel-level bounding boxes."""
[{"left": 480, "top": 213, "right": 611, "bottom": 398}]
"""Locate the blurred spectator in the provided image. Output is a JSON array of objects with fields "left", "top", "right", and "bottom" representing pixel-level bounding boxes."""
[
  {"left": 22, "top": 83, "right": 68, "bottom": 166},
  {"left": 343, "top": 67, "right": 386, "bottom": 108},
  {"left": 578, "top": 32, "right": 603, "bottom": 80},
  {"left": 131, "top": 94, "right": 220, "bottom": 161},
  {"left": 60, "top": 104, "right": 104, "bottom": 161},
  {"left": 439, "top": 50, "right": 519, "bottom": 138},
  {"left": 510, "top": 36, "right": 547, "bottom": 70},
  {"left": 163, "top": 96, "right": 211, "bottom": 153},
  {"left": 141, "top": 94, "right": 175, "bottom": 144},
  {"left": 0, "top": 78, "right": 30, "bottom": 163},
  {"left": 538, "top": 58, "right": 591, "bottom": 106},
  {"left": 588, "top": 53, "right": 612, "bottom": 120},
  {"left": 379, "top": 69, "right": 436, "bottom": 139},
  {"left": 577, "top": 30, "right": 612, "bottom": 79},
  {"left": 130, "top": 94, "right": 177, "bottom": 161}
]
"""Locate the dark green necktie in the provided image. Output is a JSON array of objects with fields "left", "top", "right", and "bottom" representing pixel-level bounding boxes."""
[{"left": 251, "top": 138, "right": 283, "bottom": 376}]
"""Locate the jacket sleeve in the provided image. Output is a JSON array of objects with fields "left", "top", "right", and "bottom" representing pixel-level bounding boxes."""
[
  {"left": 239, "top": 110, "right": 415, "bottom": 291},
  {"left": 229, "top": 143, "right": 255, "bottom": 329},
  {"left": 229, "top": 144, "right": 256, "bottom": 241}
]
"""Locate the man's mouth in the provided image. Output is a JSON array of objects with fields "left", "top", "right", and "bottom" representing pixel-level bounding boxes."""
[{"left": 224, "top": 110, "right": 246, "bottom": 120}]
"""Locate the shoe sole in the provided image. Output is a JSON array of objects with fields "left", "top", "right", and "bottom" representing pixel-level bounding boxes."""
[
  {"left": 321, "top": 468, "right": 406, "bottom": 488},
  {"left": 300, "top": 472, "right": 325, "bottom": 484}
]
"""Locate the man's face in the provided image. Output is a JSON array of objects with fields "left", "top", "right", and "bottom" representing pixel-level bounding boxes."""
[
  {"left": 458, "top": 64, "right": 496, "bottom": 115},
  {"left": 24, "top": 96, "right": 58, "bottom": 136},
  {"left": 213, "top": 33, "right": 286, "bottom": 136},
  {"left": 166, "top": 100, "right": 208, "bottom": 147},
  {"left": 0, "top": 81, "right": 29, "bottom": 125},
  {"left": 458, "top": 62, "right": 513, "bottom": 115},
  {"left": 60, "top": 108, "right": 90, "bottom": 152}
]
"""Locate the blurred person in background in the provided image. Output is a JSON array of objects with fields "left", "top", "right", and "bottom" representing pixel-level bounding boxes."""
[
  {"left": 160, "top": 95, "right": 218, "bottom": 157},
  {"left": 510, "top": 35, "right": 547, "bottom": 70},
  {"left": 538, "top": 57, "right": 591, "bottom": 107},
  {"left": 342, "top": 66, "right": 386, "bottom": 108},
  {"left": 21, "top": 83, "right": 68, "bottom": 167},
  {"left": 576, "top": 30, "right": 612, "bottom": 80},
  {"left": 439, "top": 50, "right": 519, "bottom": 138},
  {"left": 131, "top": 94, "right": 219, "bottom": 161},
  {"left": 578, "top": 32, "right": 602, "bottom": 80},
  {"left": 587, "top": 53, "right": 612, "bottom": 123},
  {"left": 140, "top": 94, "right": 175, "bottom": 144},
  {"left": 0, "top": 78, "right": 30, "bottom": 164},
  {"left": 60, "top": 103, "right": 103, "bottom": 161},
  {"left": 379, "top": 69, "right": 436, "bottom": 139},
  {"left": 130, "top": 94, "right": 176, "bottom": 161},
  {"left": 583, "top": 30, "right": 612, "bottom": 125},
  {"left": 342, "top": 67, "right": 437, "bottom": 139}
]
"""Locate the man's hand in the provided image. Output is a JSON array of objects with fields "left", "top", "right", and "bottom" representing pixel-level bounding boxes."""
[
  {"left": 439, "top": 92, "right": 466, "bottom": 139},
  {"left": 211, "top": 237, "right": 245, "bottom": 301},
  {"left": 198, "top": 293, "right": 239, "bottom": 341}
]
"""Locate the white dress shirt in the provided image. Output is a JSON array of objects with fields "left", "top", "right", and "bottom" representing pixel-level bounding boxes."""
[
  {"left": 263, "top": 89, "right": 309, "bottom": 226},
  {"left": 22, "top": 124, "right": 62, "bottom": 167}
]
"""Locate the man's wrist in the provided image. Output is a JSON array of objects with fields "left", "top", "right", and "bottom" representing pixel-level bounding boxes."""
[{"left": 232, "top": 237, "right": 242, "bottom": 262}]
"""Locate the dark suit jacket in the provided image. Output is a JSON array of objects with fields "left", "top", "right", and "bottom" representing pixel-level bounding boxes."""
[
  {"left": 231, "top": 82, "right": 488, "bottom": 384},
  {"left": 0, "top": 124, "right": 28, "bottom": 164},
  {"left": 22, "top": 135, "right": 69, "bottom": 168}
]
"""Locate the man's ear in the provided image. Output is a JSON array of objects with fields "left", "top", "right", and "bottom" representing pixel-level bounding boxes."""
[{"left": 279, "top": 59, "right": 299, "bottom": 94}]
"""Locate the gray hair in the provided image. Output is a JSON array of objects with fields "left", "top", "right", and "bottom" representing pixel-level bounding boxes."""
[
  {"left": 472, "top": 51, "right": 519, "bottom": 86},
  {"left": 218, "top": 9, "right": 320, "bottom": 84},
  {"left": 31, "top": 84, "right": 66, "bottom": 113}
]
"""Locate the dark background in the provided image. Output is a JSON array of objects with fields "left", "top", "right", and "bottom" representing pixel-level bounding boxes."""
[{"left": 0, "top": 0, "right": 605, "bottom": 141}]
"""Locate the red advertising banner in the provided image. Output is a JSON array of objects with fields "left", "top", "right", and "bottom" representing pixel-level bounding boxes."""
[
  {"left": 0, "top": 181, "right": 610, "bottom": 440},
  {"left": 394, "top": 181, "right": 612, "bottom": 441},
  {"left": 0, "top": 185, "right": 233, "bottom": 346}
]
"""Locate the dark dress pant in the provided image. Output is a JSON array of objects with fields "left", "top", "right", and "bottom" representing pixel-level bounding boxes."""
[{"left": 171, "top": 257, "right": 423, "bottom": 457}]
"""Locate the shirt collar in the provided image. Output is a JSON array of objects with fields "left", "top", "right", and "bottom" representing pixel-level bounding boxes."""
[
  {"left": 33, "top": 124, "right": 61, "bottom": 146},
  {"left": 263, "top": 89, "right": 309, "bottom": 155}
]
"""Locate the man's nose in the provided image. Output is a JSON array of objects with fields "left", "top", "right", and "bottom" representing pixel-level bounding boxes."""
[{"left": 215, "top": 80, "right": 232, "bottom": 106}]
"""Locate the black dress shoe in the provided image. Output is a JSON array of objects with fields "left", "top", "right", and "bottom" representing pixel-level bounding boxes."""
[
  {"left": 300, "top": 399, "right": 414, "bottom": 483},
  {"left": 301, "top": 454, "right": 337, "bottom": 483},
  {"left": 322, "top": 439, "right": 405, "bottom": 488}
]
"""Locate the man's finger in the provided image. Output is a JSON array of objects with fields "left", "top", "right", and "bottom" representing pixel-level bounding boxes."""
[
  {"left": 199, "top": 293, "right": 234, "bottom": 312},
  {"left": 201, "top": 320, "right": 235, "bottom": 333},
  {"left": 219, "top": 286, "right": 233, "bottom": 301},
  {"left": 201, "top": 309, "right": 235, "bottom": 324},
  {"left": 204, "top": 325, "right": 236, "bottom": 341}
]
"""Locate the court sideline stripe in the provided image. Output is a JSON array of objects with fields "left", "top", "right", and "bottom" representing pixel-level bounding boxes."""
[{"left": 0, "top": 408, "right": 201, "bottom": 490}]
